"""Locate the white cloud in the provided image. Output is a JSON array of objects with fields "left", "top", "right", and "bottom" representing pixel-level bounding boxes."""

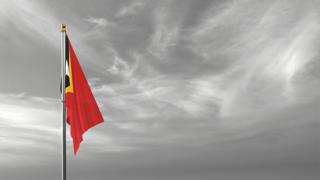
[
  {"left": 0, "top": 93, "right": 139, "bottom": 165},
  {"left": 1, "top": 0, "right": 319, "bottom": 174},
  {"left": 116, "top": 1, "right": 145, "bottom": 17},
  {"left": 261, "top": 17, "right": 319, "bottom": 97},
  {"left": 147, "top": 6, "right": 180, "bottom": 58},
  {"left": 84, "top": 17, "right": 114, "bottom": 28},
  {"left": 108, "top": 56, "right": 130, "bottom": 75},
  {"left": 0, "top": 0, "right": 60, "bottom": 47},
  {"left": 186, "top": 0, "right": 320, "bottom": 116},
  {"left": 0, "top": 0, "right": 110, "bottom": 72},
  {"left": 0, "top": 93, "right": 60, "bottom": 165}
]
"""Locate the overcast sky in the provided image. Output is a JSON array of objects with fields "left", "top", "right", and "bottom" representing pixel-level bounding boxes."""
[{"left": 0, "top": 0, "right": 319, "bottom": 180}]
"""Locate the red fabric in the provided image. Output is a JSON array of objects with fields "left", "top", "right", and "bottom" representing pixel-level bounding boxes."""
[{"left": 65, "top": 38, "right": 104, "bottom": 155}]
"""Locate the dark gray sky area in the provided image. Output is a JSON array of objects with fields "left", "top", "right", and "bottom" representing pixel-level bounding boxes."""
[{"left": 0, "top": 0, "right": 319, "bottom": 180}]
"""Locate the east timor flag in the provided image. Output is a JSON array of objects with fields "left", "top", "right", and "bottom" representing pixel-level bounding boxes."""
[{"left": 65, "top": 35, "right": 104, "bottom": 155}]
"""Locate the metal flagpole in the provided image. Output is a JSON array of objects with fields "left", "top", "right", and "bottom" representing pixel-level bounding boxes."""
[{"left": 61, "top": 23, "right": 67, "bottom": 180}]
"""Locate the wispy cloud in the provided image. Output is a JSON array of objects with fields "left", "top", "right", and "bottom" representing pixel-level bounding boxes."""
[
  {"left": 186, "top": 0, "right": 320, "bottom": 116},
  {"left": 0, "top": 93, "right": 60, "bottom": 166},
  {"left": 147, "top": 6, "right": 180, "bottom": 58},
  {"left": 1, "top": 0, "right": 319, "bottom": 178},
  {"left": 0, "top": 0, "right": 60, "bottom": 47},
  {"left": 84, "top": 17, "right": 114, "bottom": 28},
  {"left": 0, "top": 93, "right": 138, "bottom": 165},
  {"left": 116, "top": 1, "right": 145, "bottom": 17}
]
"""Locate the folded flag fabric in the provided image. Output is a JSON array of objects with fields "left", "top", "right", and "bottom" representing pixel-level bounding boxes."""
[{"left": 64, "top": 34, "right": 104, "bottom": 155}]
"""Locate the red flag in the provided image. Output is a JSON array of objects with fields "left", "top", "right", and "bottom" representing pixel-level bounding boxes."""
[{"left": 65, "top": 35, "right": 104, "bottom": 155}]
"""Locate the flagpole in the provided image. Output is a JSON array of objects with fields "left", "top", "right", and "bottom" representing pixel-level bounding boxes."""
[{"left": 61, "top": 23, "right": 67, "bottom": 180}]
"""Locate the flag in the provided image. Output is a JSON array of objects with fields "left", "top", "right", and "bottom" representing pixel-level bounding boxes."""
[{"left": 64, "top": 34, "right": 104, "bottom": 155}]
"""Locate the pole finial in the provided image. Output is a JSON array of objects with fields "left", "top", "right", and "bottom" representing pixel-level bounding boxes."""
[{"left": 61, "top": 24, "right": 66, "bottom": 32}]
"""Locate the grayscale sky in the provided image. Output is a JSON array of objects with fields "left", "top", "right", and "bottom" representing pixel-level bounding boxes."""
[{"left": 0, "top": 0, "right": 319, "bottom": 180}]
